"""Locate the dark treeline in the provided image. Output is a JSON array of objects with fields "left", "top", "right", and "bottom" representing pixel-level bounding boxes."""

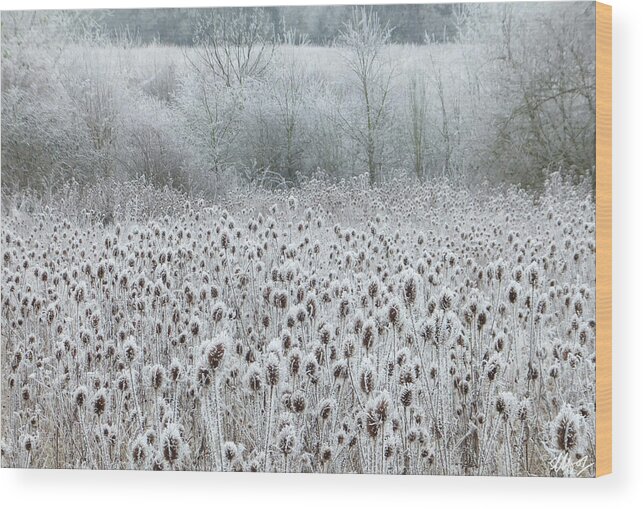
[{"left": 22, "top": 4, "right": 461, "bottom": 45}]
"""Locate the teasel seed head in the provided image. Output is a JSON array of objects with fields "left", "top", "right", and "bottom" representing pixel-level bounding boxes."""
[
  {"left": 169, "top": 359, "right": 183, "bottom": 382},
  {"left": 161, "top": 424, "right": 184, "bottom": 465},
  {"left": 400, "top": 387, "right": 413, "bottom": 407},
  {"left": 92, "top": 389, "right": 107, "bottom": 417},
  {"left": 203, "top": 335, "right": 227, "bottom": 371},
  {"left": 277, "top": 427, "right": 297, "bottom": 457},
  {"left": 303, "top": 353, "right": 318, "bottom": 380},
  {"left": 196, "top": 365, "right": 212, "bottom": 387},
  {"left": 123, "top": 337, "right": 139, "bottom": 364},
  {"left": 265, "top": 354, "right": 281, "bottom": 386},
  {"left": 73, "top": 386, "right": 88, "bottom": 407},
  {"left": 21, "top": 434, "right": 36, "bottom": 452},
  {"left": 359, "top": 360, "right": 375, "bottom": 395},
  {"left": 291, "top": 391, "right": 307, "bottom": 414},
  {"left": 527, "top": 262, "right": 539, "bottom": 287},
  {"left": 318, "top": 398, "right": 334, "bottom": 421},
  {"left": 148, "top": 364, "right": 166, "bottom": 391},
  {"left": 508, "top": 282, "right": 520, "bottom": 304},
  {"left": 223, "top": 441, "right": 238, "bottom": 462},
  {"left": 403, "top": 275, "right": 417, "bottom": 305},
  {"left": 362, "top": 319, "right": 376, "bottom": 351},
  {"left": 342, "top": 337, "right": 355, "bottom": 359},
  {"left": 387, "top": 300, "right": 401, "bottom": 326},
  {"left": 439, "top": 289, "right": 453, "bottom": 311},
  {"left": 131, "top": 436, "right": 149, "bottom": 466},
  {"left": 552, "top": 405, "right": 584, "bottom": 454}
]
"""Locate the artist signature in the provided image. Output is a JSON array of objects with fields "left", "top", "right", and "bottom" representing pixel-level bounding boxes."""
[{"left": 550, "top": 452, "right": 594, "bottom": 477}]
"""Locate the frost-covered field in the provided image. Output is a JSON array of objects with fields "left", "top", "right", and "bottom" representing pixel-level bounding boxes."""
[{"left": 0, "top": 176, "right": 596, "bottom": 476}]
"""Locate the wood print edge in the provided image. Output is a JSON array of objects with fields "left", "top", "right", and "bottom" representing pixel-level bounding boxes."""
[{"left": 595, "top": 1, "right": 612, "bottom": 478}]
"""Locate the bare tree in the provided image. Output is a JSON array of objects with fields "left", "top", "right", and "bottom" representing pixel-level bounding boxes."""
[
  {"left": 429, "top": 52, "right": 457, "bottom": 179},
  {"left": 407, "top": 74, "right": 428, "bottom": 180},
  {"left": 457, "top": 2, "right": 595, "bottom": 187},
  {"left": 190, "top": 8, "right": 276, "bottom": 87},
  {"left": 271, "top": 29, "right": 311, "bottom": 183},
  {"left": 338, "top": 7, "right": 394, "bottom": 187}
]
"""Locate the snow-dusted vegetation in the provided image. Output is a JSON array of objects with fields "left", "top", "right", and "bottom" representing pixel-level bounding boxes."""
[
  {"left": 1, "top": 175, "right": 596, "bottom": 475},
  {"left": 1, "top": 4, "right": 595, "bottom": 193},
  {"left": 1, "top": 3, "right": 596, "bottom": 476}
]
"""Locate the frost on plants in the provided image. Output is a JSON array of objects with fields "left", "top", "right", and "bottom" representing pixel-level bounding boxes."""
[{"left": 1, "top": 3, "right": 597, "bottom": 476}]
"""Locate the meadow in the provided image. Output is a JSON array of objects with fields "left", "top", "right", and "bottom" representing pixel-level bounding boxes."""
[{"left": 1, "top": 175, "right": 596, "bottom": 475}]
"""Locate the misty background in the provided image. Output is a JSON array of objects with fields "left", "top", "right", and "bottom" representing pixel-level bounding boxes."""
[{"left": 1, "top": 2, "right": 596, "bottom": 200}]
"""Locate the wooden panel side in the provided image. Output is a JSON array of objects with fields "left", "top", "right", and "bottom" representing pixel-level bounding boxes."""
[{"left": 595, "top": 1, "right": 612, "bottom": 478}]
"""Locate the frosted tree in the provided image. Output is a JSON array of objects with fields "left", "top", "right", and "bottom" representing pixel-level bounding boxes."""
[
  {"left": 338, "top": 7, "right": 394, "bottom": 187},
  {"left": 190, "top": 7, "right": 276, "bottom": 88}
]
